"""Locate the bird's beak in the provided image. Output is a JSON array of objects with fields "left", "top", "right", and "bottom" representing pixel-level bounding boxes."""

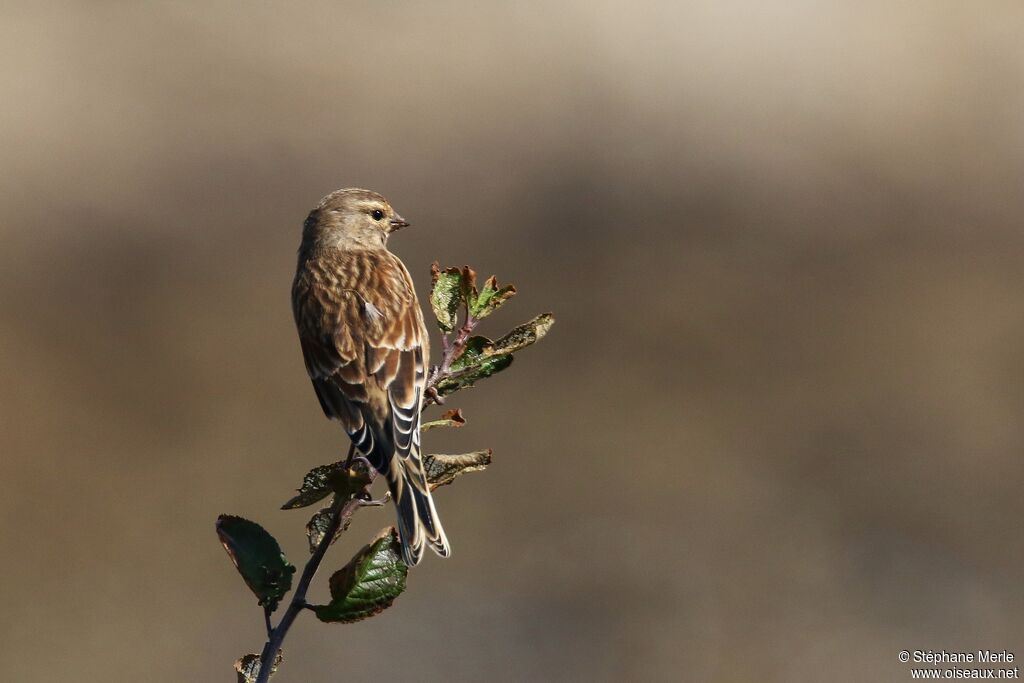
[{"left": 389, "top": 214, "right": 410, "bottom": 231}]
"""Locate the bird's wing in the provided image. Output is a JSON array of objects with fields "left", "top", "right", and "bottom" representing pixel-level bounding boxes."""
[
  {"left": 293, "top": 248, "right": 447, "bottom": 564},
  {"left": 292, "top": 249, "right": 427, "bottom": 461}
]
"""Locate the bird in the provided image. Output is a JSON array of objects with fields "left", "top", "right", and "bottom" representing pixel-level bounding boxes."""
[{"left": 291, "top": 188, "right": 450, "bottom": 566}]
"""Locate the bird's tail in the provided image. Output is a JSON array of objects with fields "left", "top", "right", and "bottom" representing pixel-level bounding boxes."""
[{"left": 384, "top": 452, "right": 450, "bottom": 566}]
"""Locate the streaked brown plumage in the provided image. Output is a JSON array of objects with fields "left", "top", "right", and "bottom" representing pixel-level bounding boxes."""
[{"left": 291, "top": 188, "right": 449, "bottom": 565}]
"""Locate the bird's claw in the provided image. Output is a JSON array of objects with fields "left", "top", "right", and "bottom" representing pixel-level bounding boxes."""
[{"left": 358, "top": 491, "right": 391, "bottom": 507}]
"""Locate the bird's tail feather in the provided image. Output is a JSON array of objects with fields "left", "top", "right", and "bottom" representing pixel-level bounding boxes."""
[{"left": 386, "top": 455, "right": 450, "bottom": 566}]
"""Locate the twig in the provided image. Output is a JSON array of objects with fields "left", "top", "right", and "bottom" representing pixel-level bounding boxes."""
[
  {"left": 426, "top": 313, "right": 478, "bottom": 404},
  {"left": 254, "top": 444, "right": 374, "bottom": 683}
]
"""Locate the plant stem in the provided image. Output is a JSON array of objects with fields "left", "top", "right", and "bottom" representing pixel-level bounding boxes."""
[
  {"left": 442, "top": 315, "right": 476, "bottom": 377},
  {"left": 254, "top": 446, "right": 371, "bottom": 683},
  {"left": 426, "top": 314, "right": 478, "bottom": 404}
]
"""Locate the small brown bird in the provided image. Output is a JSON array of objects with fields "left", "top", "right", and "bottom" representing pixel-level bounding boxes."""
[{"left": 291, "top": 188, "right": 449, "bottom": 565}]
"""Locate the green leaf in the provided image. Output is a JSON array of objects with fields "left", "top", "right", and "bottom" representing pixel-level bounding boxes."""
[
  {"left": 280, "top": 463, "right": 336, "bottom": 510},
  {"left": 424, "top": 450, "right": 492, "bottom": 490},
  {"left": 306, "top": 505, "right": 353, "bottom": 553},
  {"left": 420, "top": 408, "right": 466, "bottom": 432},
  {"left": 470, "top": 275, "right": 516, "bottom": 319},
  {"left": 235, "top": 652, "right": 281, "bottom": 683},
  {"left": 490, "top": 313, "right": 555, "bottom": 356},
  {"left": 313, "top": 528, "right": 409, "bottom": 624},
  {"left": 216, "top": 516, "right": 296, "bottom": 612},
  {"left": 429, "top": 263, "right": 464, "bottom": 332},
  {"left": 450, "top": 335, "right": 493, "bottom": 372},
  {"left": 281, "top": 460, "right": 372, "bottom": 510},
  {"left": 435, "top": 354, "right": 513, "bottom": 396},
  {"left": 445, "top": 314, "right": 553, "bottom": 379}
]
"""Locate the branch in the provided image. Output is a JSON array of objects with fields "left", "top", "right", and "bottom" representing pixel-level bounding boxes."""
[
  {"left": 254, "top": 445, "right": 375, "bottom": 683},
  {"left": 425, "top": 312, "right": 479, "bottom": 405}
]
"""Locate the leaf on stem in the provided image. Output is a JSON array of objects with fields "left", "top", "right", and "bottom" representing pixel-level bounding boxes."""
[
  {"left": 313, "top": 528, "right": 409, "bottom": 624},
  {"left": 490, "top": 313, "right": 556, "bottom": 356},
  {"left": 446, "top": 314, "right": 555, "bottom": 379},
  {"left": 470, "top": 275, "right": 516, "bottom": 320},
  {"left": 305, "top": 505, "right": 353, "bottom": 553},
  {"left": 281, "top": 460, "right": 373, "bottom": 510},
  {"left": 424, "top": 450, "right": 492, "bottom": 490},
  {"left": 279, "top": 463, "right": 335, "bottom": 510},
  {"left": 429, "top": 263, "right": 464, "bottom": 332},
  {"left": 435, "top": 354, "right": 514, "bottom": 396},
  {"left": 216, "top": 516, "right": 296, "bottom": 612},
  {"left": 235, "top": 652, "right": 281, "bottom": 683},
  {"left": 420, "top": 408, "right": 467, "bottom": 432},
  {"left": 458, "top": 265, "right": 478, "bottom": 312},
  {"left": 450, "top": 335, "right": 493, "bottom": 372}
]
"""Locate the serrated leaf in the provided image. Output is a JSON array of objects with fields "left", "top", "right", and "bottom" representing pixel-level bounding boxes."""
[
  {"left": 420, "top": 408, "right": 467, "bottom": 432},
  {"left": 216, "top": 516, "right": 296, "bottom": 612},
  {"left": 235, "top": 652, "right": 281, "bottom": 683},
  {"left": 470, "top": 275, "right": 516, "bottom": 319},
  {"left": 281, "top": 460, "right": 372, "bottom": 510},
  {"left": 313, "top": 528, "right": 409, "bottom": 624},
  {"left": 435, "top": 354, "right": 514, "bottom": 396},
  {"left": 490, "top": 313, "right": 555, "bottom": 356},
  {"left": 429, "top": 263, "right": 463, "bottom": 332},
  {"left": 424, "top": 450, "right": 492, "bottom": 490},
  {"left": 306, "top": 505, "right": 353, "bottom": 553},
  {"left": 450, "top": 335, "right": 493, "bottom": 371}
]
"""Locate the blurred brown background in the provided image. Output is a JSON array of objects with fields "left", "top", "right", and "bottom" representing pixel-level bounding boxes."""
[{"left": 2, "top": 2, "right": 1023, "bottom": 681}]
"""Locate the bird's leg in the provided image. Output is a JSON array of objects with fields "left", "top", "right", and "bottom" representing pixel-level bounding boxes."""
[
  {"left": 424, "top": 385, "right": 445, "bottom": 406},
  {"left": 347, "top": 453, "right": 385, "bottom": 504}
]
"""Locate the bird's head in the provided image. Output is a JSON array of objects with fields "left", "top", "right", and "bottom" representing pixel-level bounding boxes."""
[{"left": 302, "top": 188, "right": 409, "bottom": 250}]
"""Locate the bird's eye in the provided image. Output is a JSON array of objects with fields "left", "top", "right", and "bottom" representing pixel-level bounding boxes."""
[{"left": 371, "top": 209, "right": 384, "bottom": 221}]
